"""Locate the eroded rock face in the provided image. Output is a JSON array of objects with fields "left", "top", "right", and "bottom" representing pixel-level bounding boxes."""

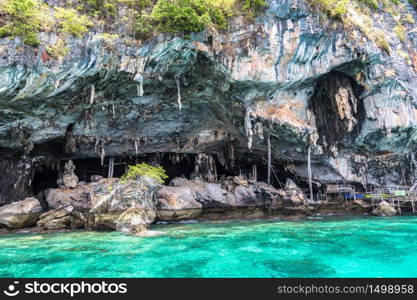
[
  {"left": 0, "top": 197, "right": 42, "bottom": 229},
  {"left": 0, "top": 0, "right": 416, "bottom": 208},
  {"left": 89, "top": 177, "right": 159, "bottom": 235},
  {"left": 156, "top": 186, "right": 203, "bottom": 221},
  {"left": 46, "top": 185, "right": 92, "bottom": 211},
  {"left": 282, "top": 179, "right": 306, "bottom": 207},
  {"left": 37, "top": 205, "right": 85, "bottom": 230},
  {"left": 168, "top": 176, "right": 285, "bottom": 210},
  {"left": 372, "top": 201, "right": 397, "bottom": 216}
]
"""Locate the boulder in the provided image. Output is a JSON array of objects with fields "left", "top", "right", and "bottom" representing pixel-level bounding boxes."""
[
  {"left": 46, "top": 184, "right": 92, "bottom": 211},
  {"left": 63, "top": 174, "right": 79, "bottom": 188},
  {"left": 89, "top": 177, "right": 159, "bottom": 235},
  {"left": 90, "top": 175, "right": 104, "bottom": 182},
  {"left": 282, "top": 179, "right": 306, "bottom": 206},
  {"left": 372, "top": 201, "right": 397, "bottom": 216},
  {"left": 0, "top": 197, "right": 43, "bottom": 229},
  {"left": 115, "top": 207, "right": 155, "bottom": 236},
  {"left": 156, "top": 186, "right": 202, "bottom": 221},
  {"left": 168, "top": 177, "right": 283, "bottom": 210},
  {"left": 232, "top": 176, "right": 249, "bottom": 187},
  {"left": 59, "top": 160, "right": 79, "bottom": 188},
  {"left": 37, "top": 205, "right": 85, "bottom": 230}
]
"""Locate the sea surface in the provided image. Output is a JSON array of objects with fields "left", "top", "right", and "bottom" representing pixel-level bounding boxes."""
[{"left": 1, "top": 216, "right": 417, "bottom": 277}]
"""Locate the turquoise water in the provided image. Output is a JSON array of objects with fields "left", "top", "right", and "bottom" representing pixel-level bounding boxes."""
[{"left": 1, "top": 216, "right": 417, "bottom": 277}]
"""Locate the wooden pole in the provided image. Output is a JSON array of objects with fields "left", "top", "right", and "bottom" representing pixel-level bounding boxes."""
[
  {"left": 108, "top": 156, "right": 114, "bottom": 178},
  {"left": 267, "top": 131, "right": 271, "bottom": 185},
  {"left": 252, "top": 164, "right": 257, "bottom": 182},
  {"left": 308, "top": 146, "right": 313, "bottom": 202}
]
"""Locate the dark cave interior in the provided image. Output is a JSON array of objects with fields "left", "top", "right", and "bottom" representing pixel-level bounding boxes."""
[{"left": 29, "top": 151, "right": 311, "bottom": 198}]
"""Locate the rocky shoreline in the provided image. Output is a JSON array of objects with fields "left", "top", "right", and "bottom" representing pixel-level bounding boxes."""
[{"left": 2, "top": 164, "right": 398, "bottom": 237}]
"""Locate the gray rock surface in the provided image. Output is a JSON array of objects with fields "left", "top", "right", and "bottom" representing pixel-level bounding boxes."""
[
  {"left": 156, "top": 185, "right": 203, "bottom": 221},
  {"left": 0, "top": 0, "right": 416, "bottom": 207},
  {"left": 0, "top": 197, "right": 42, "bottom": 228},
  {"left": 372, "top": 201, "right": 397, "bottom": 216}
]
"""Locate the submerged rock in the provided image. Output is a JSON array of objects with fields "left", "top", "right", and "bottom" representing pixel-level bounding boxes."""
[
  {"left": 372, "top": 201, "right": 397, "bottom": 216},
  {"left": 0, "top": 197, "right": 43, "bottom": 229}
]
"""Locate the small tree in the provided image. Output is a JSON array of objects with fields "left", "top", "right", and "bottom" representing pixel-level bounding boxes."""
[{"left": 121, "top": 163, "right": 168, "bottom": 183}]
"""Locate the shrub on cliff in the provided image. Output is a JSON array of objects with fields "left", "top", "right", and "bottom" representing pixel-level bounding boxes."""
[
  {"left": 55, "top": 7, "right": 93, "bottom": 37},
  {"left": 0, "top": 0, "right": 50, "bottom": 46},
  {"left": 121, "top": 163, "right": 168, "bottom": 183},
  {"left": 151, "top": 0, "right": 267, "bottom": 34}
]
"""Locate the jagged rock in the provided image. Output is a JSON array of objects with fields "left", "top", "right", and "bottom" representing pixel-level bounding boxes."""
[
  {"left": 0, "top": 197, "right": 43, "bottom": 229},
  {"left": 37, "top": 206, "right": 85, "bottom": 230},
  {"left": 115, "top": 208, "right": 155, "bottom": 236},
  {"left": 232, "top": 176, "right": 249, "bottom": 187},
  {"left": 63, "top": 174, "right": 79, "bottom": 188},
  {"left": 89, "top": 177, "right": 159, "bottom": 235},
  {"left": 90, "top": 175, "right": 104, "bottom": 182},
  {"left": 46, "top": 185, "right": 92, "bottom": 211},
  {"left": 1, "top": 1, "right": 417, "bottom": 204},
  {"left": 169, "top": 177, "right": 283, "bottom": 209},
  {"left": 156, "top": 186, "right": 203, "bottom": 221},
  {"left": 372, "top": 201, "right": 397, "bottom": 216},
  {"left": 60, "top": 160, "right": 79, "bottom": 188},
  {"left": 283, "top": 179, "right": 306, "bottom": 207}
]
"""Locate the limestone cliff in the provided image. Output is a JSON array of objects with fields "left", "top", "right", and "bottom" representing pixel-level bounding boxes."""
[{"left": 1, "top": 0, "right": 417, "bottom": 204}]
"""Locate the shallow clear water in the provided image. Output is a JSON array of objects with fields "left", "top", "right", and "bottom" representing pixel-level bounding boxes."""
[{"left": 1, "top": 216, "right": 417, "bottom": 277}]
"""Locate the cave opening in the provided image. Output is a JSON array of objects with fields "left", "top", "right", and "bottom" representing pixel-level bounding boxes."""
[
  {"left": 29, "top": 150, "right": 306, "bottom": 197},
  {"left": 310, "top": 70, "right": 365, "bottom": 150},
  {"left": 32, "top": 166, "right": 59, "bottom": 196},
  {"left": 70, "top": 153, "right": 197, "bottom": 183}
]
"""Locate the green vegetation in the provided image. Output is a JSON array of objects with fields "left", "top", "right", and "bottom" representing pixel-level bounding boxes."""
[
  {"left": 310, "top": 0, "right": 402, "bottom": 19},
  {"left": 55, "top": 7, "right": 93, "bottom": 37},
  {"left": 394, "top": 24, "right": 406, "bottom": 41},
  {"left": 0, "top": 0, "right": 267, "bottom": 46},
  {"left": 46, "top": 38, "right": 69, "bottom": 58},
  {"left": 151, "top": 0, "right": 266, "bottom": 33},
  {"left": 0, "top": 0, "right": 50, "bottom": 46},
  {"left": 310, "top": 0, "right": 412, "bottom": 53},
  {"left": 121, "top": 163, "right": 168, "bottom": 183}
]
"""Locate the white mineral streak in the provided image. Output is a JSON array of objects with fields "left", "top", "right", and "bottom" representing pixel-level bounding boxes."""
[
  {"left": 90, "top": 84, "right": 95, "bottom": 104},
  {"left": 134, "top": 74, "right": 144, "bottom": 97},
  {"left": 175, "top": 74, "right": 182, "bottom": 111},
  {"left": 134, "top": 56, "right": 148, "bottom": 97},
  {"left": 245, "top": 107, "right": 255, "bottom": 149},
  {"left": 134, "top": 138, "right": 139, "bottom": 155}
]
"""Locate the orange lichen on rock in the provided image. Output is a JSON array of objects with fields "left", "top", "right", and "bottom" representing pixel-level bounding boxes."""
[{"left": 254, "top": 101, "right": 311, "bottom": 130}]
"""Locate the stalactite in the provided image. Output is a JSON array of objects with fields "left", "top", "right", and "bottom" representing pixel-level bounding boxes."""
[
  {"left": 175, "top": 74, "right": 182, "bottom": 111},
  {"left": 194, "top": 153, "right": 216, "bottom": 182},
  {"left": 245, "top": 107, "right": 255, "bottom": 149},
  {"left": 90, "top": 84, "right": 95, "bottom": 105},
  {"left": 112, "top": 104, "right": 115, "bottom": 119},
  {"left": 134, "top": 73, "right": 144, "bottom": 97},
  {"left": 95, "top": 139, "right": 106, "bottom": 166},
  {"left": 134, "top": 139, "right": 139, "bottom": 155}
]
